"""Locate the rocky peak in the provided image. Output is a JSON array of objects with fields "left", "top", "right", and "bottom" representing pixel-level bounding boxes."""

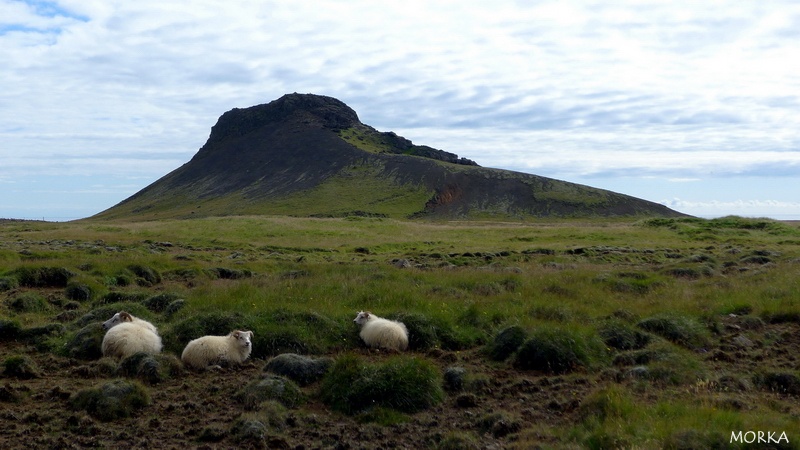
[{"left": 205, "top": 93, "right": 360, "bottom": 145}]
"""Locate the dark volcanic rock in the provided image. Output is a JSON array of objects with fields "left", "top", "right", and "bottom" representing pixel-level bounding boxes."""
[{"left": 206, "top": 93, "right": 360, "bottom": 145}]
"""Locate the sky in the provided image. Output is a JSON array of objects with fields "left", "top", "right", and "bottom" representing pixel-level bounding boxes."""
[{"left": 2, "top": 1, "right": 800, "bottom": 221}]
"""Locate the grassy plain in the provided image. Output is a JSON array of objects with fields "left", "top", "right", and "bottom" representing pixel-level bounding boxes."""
[{"left": 1, "top": 215, "right": 799, "bottom": 448}]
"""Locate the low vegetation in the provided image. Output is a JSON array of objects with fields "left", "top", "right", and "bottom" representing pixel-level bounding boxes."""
[{"left": 1, "top": 215, "right": 799, "bottom": 447}]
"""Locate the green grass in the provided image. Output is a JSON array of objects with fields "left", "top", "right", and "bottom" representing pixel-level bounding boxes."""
[{"left": 2, "top": 215, "right": 800, "bottom": 447}]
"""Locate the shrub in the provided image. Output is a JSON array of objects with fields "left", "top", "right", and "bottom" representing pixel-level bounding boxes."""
[
  {"left": 636, "top": 314, "right": 710, "bottom": 349},
  {"left": 762, "top": 311, "right": 800, "bottom": 324},
  {"left": 127, "top": 265, "right": 161, "bottom": 286},
  {"left": 389, "top": 312, "right": 476, "bottom": 351},
  {"left": 0, "top": 319, "right": 22, "bottom": 341},
  {"left": 255, "top": 310, "right": 345, "bottom": 357},
  {"left": 98, "top": 291, "right": 149, "bottom": 305},
  {"left": 597, "top": 319, "right": 651, "bottom": 351},
  {"left": 475, "top": 411, "right": 523, "bottom": 438},
  {"left": 118, "top": 352, "right": 184, "bottom": 385},
  {"left": 65, "top": 283, "right": 93, "bottom": 302},
  {"left": 436, "top": 432, "right": 480, "bottom": 450},
  {"left": 19, "top": 323, "right": 65, "bottom": 341},
  {"left": 600, "top": 272, "right": 665, "bottom": 294},
  {"left": 321, "top": 354, "right": 444, "bottom": 414},
  {"left": 0, "top": 276, "right": 19, "bottom": 291},
  {"left": 662, "top": 267, "right": 701, "bottom": 279},
  {"left": 235, "top": 375, "right": 304, "bottom": 409},
  {"left": 9, "top": 292, "right": 47, "bottom": 313},
  {"left": 69, "top": 379, "right": 151, "bottom": 421},
  {"left": 208, "top": 267, "right": 252, "bottom": 279},
  {"left": 164, "top": 299, "right": 186, "bottom": 318},
  {"left": 63, "top": 323, "right": 105, "bottom": 360},
  {"left": 230, "top": 418, "right": 268, "bottom": 446},
  {"left": 12, "top": 266, "right": 74, "bottom": 287},
  {"left": 754, "top": 372, "right": 800, "bottom": 396},
  {"left": 577, "top": 386, "right": 634, "bottom": 424},
  {"left": 618, "top": 343, "right": 706, "bottom": 385},
  {"left": 443, "top": 367, "right": 467, "bottom": 392},
  {"left": 513, "top": 326, "right": 607, "bottom": 374},
  {"left": 485, "top": 325, "right": 527, "bottom": 361},
  {"left": 142, "top": 293, "right": 180, "bottom": 313},
  {"left": 3, "top": 355, "right": 41, "bottom": 379},
  {"left": 263, "top": 353, "right": 333, "bottom": 386}
]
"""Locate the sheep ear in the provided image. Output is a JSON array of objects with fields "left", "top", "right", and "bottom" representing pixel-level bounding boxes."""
[
  {"left": 233, "top": 331, "right": 240, "bottom": 338},
  {"left": 248, "top": 331, "right": 254, "bottom": 339}
]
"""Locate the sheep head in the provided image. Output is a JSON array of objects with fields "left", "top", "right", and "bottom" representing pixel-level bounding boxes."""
[
  {"left": 231, "top": 330, "right": 253, "bottom": 349},
  {"left": 102, "top": 311, "right": 133, "bottom": 330},
  {"left": 353, "top": 311, "right": 372, "bottom": 326}
]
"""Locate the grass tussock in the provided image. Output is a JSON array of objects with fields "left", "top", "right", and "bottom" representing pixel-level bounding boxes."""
[
  {"left": 263, "top": 353, "right": 333, "bottom": 386},
  {"left": 513, "top": 326, "right": 608, "bottom": 374},
  {"left": 321, "top": 354, "right": 444, "bottom": 414},
  {"left": 485, "top": 325, "right": 527, "bottom": 361},
  {"left": 235, "top": 375, "right": 305, "bottom": 409},
  {"left": 69, "top": 379, "right": 151, "bottom": 422},
  {"left": 636, "top": 314, "right": 710, "bottom": 350}
]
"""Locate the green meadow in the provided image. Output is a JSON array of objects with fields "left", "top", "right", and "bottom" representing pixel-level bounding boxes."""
[{"left": 1, "top": 215, "right": 799, "bottom": 448}]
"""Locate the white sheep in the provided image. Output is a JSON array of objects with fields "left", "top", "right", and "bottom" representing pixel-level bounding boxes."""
[
  {"left": 353, "top": 311, "right": 409, "bottom": 351},
  {"left": 101, "top": 311, "right": 163, "bottom": 359},
  {"left": 181, "top": 330, "right": 254, "bottom": 370}
]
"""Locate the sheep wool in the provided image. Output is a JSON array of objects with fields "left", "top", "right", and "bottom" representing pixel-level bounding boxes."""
[
  {"left": 102, "top": 311, "right": 158, "bottom": 334},
  {"left": 353, "top": 311, "right": 409, "bottom": 351},
  {"left": 101, "top": 312, "right": 163, "bottom": 359},
  {"left": 181, "top": 330, "right": 254, "bottom": 370}
]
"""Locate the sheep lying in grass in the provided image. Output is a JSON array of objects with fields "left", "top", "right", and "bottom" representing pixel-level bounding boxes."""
[
  {"left": 181, "top": 330, "right": 254, "bottom": 370},
  {"left": 101, "top": 311, "right": 163, "bottom": 359},
  {"left": 353, "top": 311, "right": 409, "bottom": 351}
]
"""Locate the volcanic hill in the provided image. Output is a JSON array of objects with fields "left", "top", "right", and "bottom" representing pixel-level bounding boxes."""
[{"left": 94, "top": 93, "right": 686, "bottom": 220}]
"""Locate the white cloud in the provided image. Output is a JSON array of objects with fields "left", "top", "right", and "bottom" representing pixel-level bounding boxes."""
[
  {"left": 664, "top": 198, "right": 800, "bottom": 219},
  {"left": 1, "top": 0, "right": 799, "bottom": 219}
]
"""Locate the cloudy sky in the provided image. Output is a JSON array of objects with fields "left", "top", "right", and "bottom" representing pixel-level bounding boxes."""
[{"left": 2, "top": 1, "right": 799, "bottom": 221}]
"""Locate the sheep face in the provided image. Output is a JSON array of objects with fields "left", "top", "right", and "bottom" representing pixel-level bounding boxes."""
[
  {"left": 353, "top": 311, "right": 371, "bottom": 326},
  {"left": 232, "top": 330, "right": 253, "bottom": 350},
  {"left": 102, "top": 311, "right": 133, "bottom": 330}
]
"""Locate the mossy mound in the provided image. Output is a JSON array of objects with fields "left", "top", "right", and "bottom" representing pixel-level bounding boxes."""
[
  {"left": 263, "top": 353, "right": 333, "bottom": 386},
  {"left": 636, "top": 314, "right": 709, "bottom": 349},
  {"left": 118, "top": 352, "right": 184, "bottom": 384},
  {"left": 63, "top": 323, "right": 105, "bottom": 360},
  {"left": 388, "top": 312, "right": 475, "bottom": 351},
  {"left": 321, "top": 354, "right": 443, "bottom": 414},
  {"left": 3, "top": 355, "right": 42, "bottom": 379},
  {"left": 0, "top": 319, "right": 23, "bottom": 341},
  {"left": 69, "top": 379, "right": 151, "bottom": 421},
  {"left": 11, "top": 266, "right": 74, "bottom": 287},
  {"left": 235, "top": 374, "right": 305, "bottom": 409},
  {"left": 9, "top": 292, "right": 48, "bottom": 313},
  {"left": 513, "top": 326, "right": 607, "bottom": 374},
  {"left": 65, "top": 283, "right": 94, "bottom": 302},
  {"left": 598, "top": 319, "right": 651, "bottom": 351},
  {"left": 485, "top": 325, "right": 527, "bottom": 361}
]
